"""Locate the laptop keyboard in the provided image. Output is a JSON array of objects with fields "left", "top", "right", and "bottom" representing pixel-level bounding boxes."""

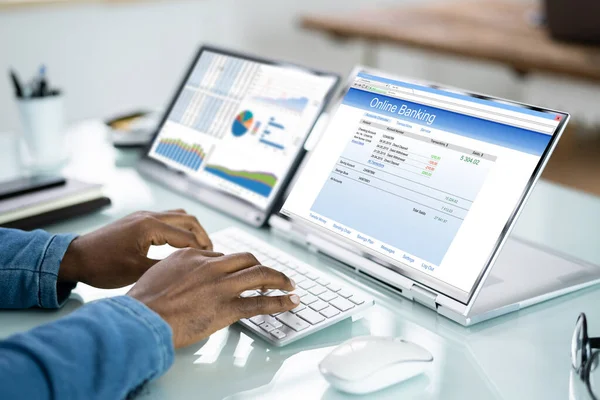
[{"left": 212, "top": 227, "right": 374, "bottom": 346}]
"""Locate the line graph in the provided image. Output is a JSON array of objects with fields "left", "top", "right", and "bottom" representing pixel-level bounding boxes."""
[{"left": 252, "top": 95, "right": 309, "bottom": 114}]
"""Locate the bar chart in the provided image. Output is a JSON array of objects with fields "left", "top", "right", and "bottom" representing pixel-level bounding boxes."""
[
  {"left": 259, "top": 117, "right": 286, "bottom": 150},
  {"left": 155, "top": 138, "right": 207, "bottom": 171}
]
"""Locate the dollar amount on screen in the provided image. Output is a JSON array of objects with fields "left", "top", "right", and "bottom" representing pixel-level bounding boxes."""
[
  {"left": 460, "top": 155, "right": 480, "bottom": 165},
  {"left": 445, "top": 196, "right": 458, "bottom": 204}
]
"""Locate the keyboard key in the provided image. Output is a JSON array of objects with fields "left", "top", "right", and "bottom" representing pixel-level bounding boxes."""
[
  {"left": 307, "top": 272, "right": 320, "bottom": 280},
  {"left": 301, "top": 294, "right": 318, "bottom": 305},
  {"left": 262, "top": 249, "right": 278, "bottom": 258},
  {"left": 250, "top": 315, "right": 266, "bottom": 325},
  {"left": 320, "top": 306, "right": 340, "bottom": 318},
  {"left": 263, "top": 316, "right": 283, "bottom": 328},
  {"left": 270, "top": 329, "right": 286, "bottom": 340},
  {"left": 290, "top": 304, "right": 306, "bottom": 314},
  {"left": 299, "top": 280, "right": 316, "bottom": 290},
  {"left": 260, "top": 322, "right": 276, "bottom": 332},
  {"left": 271, "top": 264, "right": 288, "bottom": 273},
  {"left": 292, "top": 288, "right": 308, "bottom": 297},
  {"left": 286, "top": 262, "right": 299, "bottom": 270},
  {"left": 296, "top": 267, "right": 309, "bottom": 275},
  {"left": 330, "top": 297, "right": 355, "bottom": 312},
  {"left": 286, "top": 270, "right": 299, "bottom": 278},
  {"left": 254, "top": 253, "right": 271, "bottom": 264},
  {"left": 317, "top": 278, "right": 330, "bottom": 286},
  {"left": 308, "top": 285, "right": 327, "bottom": 296},
  {"left": 270, "top": 312, "right": 283, "bottom": 317},
  {"left": 349, "top": 296, "right": 365, "bottom": 305},
  {"left": 276, "top": 312, "right": 310, "bottom": 332},
  {"left": 297, "top": 308, "right": 326, "bottom": 325},
  {"left": 275, "top": 255, "right": 288, "bottom": 263},
  {"left": 293, "top": 274, "right": 308, "bottom": 284},
  {"left": 240, "top": 290, "right": 259, "bottom": 298},
  {"left": 338, "top": 289, "right": 354, "bottom": 299},
  {"left": 319, "top": 291, "right": 338, "bottom": 302},
  {"left": 327, "top": 284, "right": 342, "bottom": 292},
  {"left": 309, "top": 300, "right": 329, "bottom": 312}
]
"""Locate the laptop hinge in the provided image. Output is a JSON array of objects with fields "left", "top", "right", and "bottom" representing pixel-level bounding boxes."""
[{"left": 410, "top": 284, "right": 438, "bottom": 310}]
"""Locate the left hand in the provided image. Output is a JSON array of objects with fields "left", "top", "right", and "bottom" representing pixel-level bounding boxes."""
[{"left": 58, "top": 209, "right": 212, "bottom": 288}]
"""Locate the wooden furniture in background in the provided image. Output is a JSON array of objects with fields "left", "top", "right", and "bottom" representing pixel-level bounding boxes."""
[
  {"left": 301, "top": 0, "right": 600, "bottom": 82},
  {"left": 301, "top": 0, "right": 600, "bottom": 196}
]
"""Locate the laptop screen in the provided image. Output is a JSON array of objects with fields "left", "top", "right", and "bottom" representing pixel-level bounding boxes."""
[
  {"left": 282, "top": 70, "right": 567, "bottom": 303},
  {"left": 147, "top": 49, "right": 338, "bottom": 211}
]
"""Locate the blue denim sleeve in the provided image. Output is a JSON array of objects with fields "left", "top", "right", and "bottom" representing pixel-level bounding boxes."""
[
  {"left": 0, "top": 228, "right": 77, "bottom": 309},
  {"left": 0, "top": 296, "right": 175, "bottom": 400}
]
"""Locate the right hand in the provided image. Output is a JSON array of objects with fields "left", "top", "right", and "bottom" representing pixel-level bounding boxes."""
[{"left": 127, "top": 248, "right": 299, "bottom": 348}]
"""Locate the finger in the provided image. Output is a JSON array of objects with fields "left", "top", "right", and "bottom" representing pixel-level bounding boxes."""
[
  {"left": 228, "top": 265, "right": 295, "bottom": 293},
  {"left": 141, "top": 248, "right": 223, "bottom": 271},
  {"left": 232, "top": 294, "right": 301, "bottom": 319},
  {"left": 166, "top": 208, "right": 186, "bottom": 214},
  {"left": 153, "top": 212, "right": 213, "bottom": 250},
  {"left": 211, "top": 252, "right": 261, "bottom": 273},
  {"left": 145, "top": 218, "right": 203, "bottom": 249},
  {"left": 172, "top": 248, "right": 224, "bottom": 258}
]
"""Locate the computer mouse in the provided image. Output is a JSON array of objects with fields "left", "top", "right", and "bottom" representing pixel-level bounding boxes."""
[{"left": 319, "top": 336, "right": 433, "bottom": 395}]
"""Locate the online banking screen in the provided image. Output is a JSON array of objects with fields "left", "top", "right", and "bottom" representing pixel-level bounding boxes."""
[
  {"left": 283, "top": 71, "right": 565, "bottom": 298},
  {"left": 149, "top": 51, "right": 337, "bottom": 210}
]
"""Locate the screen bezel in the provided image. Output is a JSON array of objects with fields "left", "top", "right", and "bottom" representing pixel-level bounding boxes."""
[
  {"left": 142, "top": 45, "right": 341, "bottom": 220},
  {"left": 281, "top": 66, "right": 570, "bottom": 305}
]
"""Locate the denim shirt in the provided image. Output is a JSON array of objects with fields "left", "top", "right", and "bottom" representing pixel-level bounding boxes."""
[{"left": 0, "top": 228, "right": 175, "bottom": 399}]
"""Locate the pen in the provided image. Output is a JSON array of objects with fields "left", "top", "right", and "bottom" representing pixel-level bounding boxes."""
[
  {"left": 9, "top": 69, "right": 23, "bottom": 98},
  {"left": 37, "top": 65, "right": 47, "bottom": 97}
]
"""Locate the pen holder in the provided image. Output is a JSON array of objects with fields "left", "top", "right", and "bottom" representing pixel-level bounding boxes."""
[{"left": 17, "top": 94, "right": 68, "bottom": 172}]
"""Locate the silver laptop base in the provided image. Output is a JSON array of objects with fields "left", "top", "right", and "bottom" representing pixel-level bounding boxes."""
[
  {"left": 138, "top": 159, "right": 267, "bottom": 227},
  {"left": 269, "top": 215, "right": 600, "bottom": 326}
]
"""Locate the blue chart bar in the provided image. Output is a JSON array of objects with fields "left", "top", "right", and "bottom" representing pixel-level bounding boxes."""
[
  {"left": 259, "top": 139, "right": 285, "bottom": 150},
  {"left": 267, "top": 120, "right": 285, "bottom": 130},
  {"left": 155, "top": 140, "right": 204, "bottom": 171}
]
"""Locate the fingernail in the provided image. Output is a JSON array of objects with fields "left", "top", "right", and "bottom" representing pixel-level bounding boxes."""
[
  {"left": 290, "top": 294, "right": 300, "bottom": 304},
  {"left": 290, "top": 278, "right": 296, "bottom": 289}
]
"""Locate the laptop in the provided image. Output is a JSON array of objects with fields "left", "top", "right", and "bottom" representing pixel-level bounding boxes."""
[
  {"left": 137, "top": 45, "right": 340, "bottom": 226},
  {"left": 269, "top": 66, "right": 600, "bottom": 327}
]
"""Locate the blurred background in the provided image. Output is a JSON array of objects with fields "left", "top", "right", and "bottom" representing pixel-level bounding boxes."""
[{"left": 1, "top": 0, "right": 599, "bottom": 193}]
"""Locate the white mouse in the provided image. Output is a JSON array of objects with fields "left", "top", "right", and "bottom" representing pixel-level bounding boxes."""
[{"left": 319, "top": 336, "right": 433, "bottom": 395}]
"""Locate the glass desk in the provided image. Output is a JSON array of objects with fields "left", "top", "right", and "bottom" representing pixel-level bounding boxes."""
[{"left": 1, "top": 120, "right": 600, "bottom": 399}]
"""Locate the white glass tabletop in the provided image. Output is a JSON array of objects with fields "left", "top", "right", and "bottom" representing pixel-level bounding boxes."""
[{"left": 1, "top": 120, "right": 599, "bottom": 399}]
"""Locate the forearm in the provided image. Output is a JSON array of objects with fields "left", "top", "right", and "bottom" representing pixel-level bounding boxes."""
[
  {"left": 0, "top": 228, "right": 77, "bottom": 309},
  {"left": 0, "top": 296, "right": 174, "bottom": 399}
]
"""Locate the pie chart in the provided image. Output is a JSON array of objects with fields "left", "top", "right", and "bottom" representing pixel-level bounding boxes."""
[{"left": 232, "top": 110, "right": 254, "bottom": 137}]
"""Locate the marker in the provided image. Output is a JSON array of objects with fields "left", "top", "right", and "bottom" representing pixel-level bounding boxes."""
[{"left": 9, "top": 69, "right": 23, "bottom": 98}]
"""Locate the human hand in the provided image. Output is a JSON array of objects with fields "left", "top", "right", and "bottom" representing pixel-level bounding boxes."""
[
  {"left": 127, "top": 249, "right": 299, "bottom": 348},
  {"left": 58, "top": 209, "right": 212, "bottom": 288}
]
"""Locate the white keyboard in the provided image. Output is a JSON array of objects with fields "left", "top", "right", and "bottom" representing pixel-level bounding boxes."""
[{"left": 212, "top": 227, "right": 374, "bottom": 346}]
